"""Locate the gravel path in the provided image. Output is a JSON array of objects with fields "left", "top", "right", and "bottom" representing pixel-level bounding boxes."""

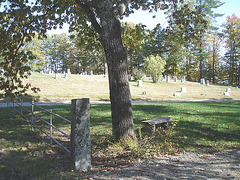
[{"left": 89, "top": 148, "right": 240, "bottom": 180}]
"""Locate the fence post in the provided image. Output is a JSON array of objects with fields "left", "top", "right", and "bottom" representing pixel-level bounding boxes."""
[
  {"left": 50, "top": 109, "right": 53, "bottom": 147},
  {"left": 31, "top": 100, "right": 34, "bottom": 131},
  {"left": 70, "top": 98, "right": 91, "bottom": 172}
]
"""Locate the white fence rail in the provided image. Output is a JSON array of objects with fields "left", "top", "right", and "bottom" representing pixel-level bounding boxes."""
[{"left": 7, "top": 97, "right": 71, "bottom": 154}]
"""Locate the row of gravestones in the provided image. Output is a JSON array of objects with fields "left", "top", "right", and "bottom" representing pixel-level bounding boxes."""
[
  {"left": 162, "top": 75, "right": 186, "bottom": 83},
  {"left": 201, "top": 78, "right": 230, "bottom": 85}
]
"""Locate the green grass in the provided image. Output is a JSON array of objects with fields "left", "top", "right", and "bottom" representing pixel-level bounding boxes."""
[
  {"left": 1, "top": 72, "right": 239, "bottom": 101},
  {"left": 1, "top": 101, "right": 239, "bottom": 178}
]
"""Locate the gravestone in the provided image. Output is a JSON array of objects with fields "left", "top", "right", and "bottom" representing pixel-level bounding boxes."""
[
  {"left": 142, "top": 89, "right": 147, "bottom": 95},
  {"left": 206, "top": 80, "right": 209, "bottom": 86},
  {"left": 166, "top": 76, "right": 170, "bottom": 82},
  {"left": 71, "top": 99, "right": 91, "bottom": 172},
  {"left": 181, "top": 76, "right": 185, "bottom": 82},
  {"left": 181, "top": 87, "right": 187, "bottom": 92},
  {"left": 226, "top": 88, "right": 231, "bottom": 92},
  {"left": 200, "top": 78, "right": 205, "bottom": 85},
  {"left": 90, "top": 70, "right": 93, "bottom": 75},
  {"left": 67, "top": 68, "right": 71, "bottom": 74},
  {"left": 173, "top": 93, "right": 180, "bottom": 97},
  {"left": 225, "top": 80, "right": 228, "bottom": 85},
  {"left": 174, "top": 76, "right": 177, "bottom": 82},
  {"left": 224, "top": 92, "right": 230, "bottom": 96},
  {"left": 219, "top": 80, "right": 222, "bottom": 84},
  {"left": 138, "top": 80, "right": 143, "bottom": 87}
]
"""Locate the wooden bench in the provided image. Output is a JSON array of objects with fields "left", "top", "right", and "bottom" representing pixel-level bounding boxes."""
[{"left": 141, "top": 117, "right": 173, "bottom": 132}]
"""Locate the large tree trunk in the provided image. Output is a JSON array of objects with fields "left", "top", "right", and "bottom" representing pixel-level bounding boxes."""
[{"left": 98, "top": 2, "right": 136, "bottom": 142}]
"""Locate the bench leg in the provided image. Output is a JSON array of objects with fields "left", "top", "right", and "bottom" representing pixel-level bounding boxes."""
[{"left": 142, "top": 124, "right": 155, "bottom": 133}]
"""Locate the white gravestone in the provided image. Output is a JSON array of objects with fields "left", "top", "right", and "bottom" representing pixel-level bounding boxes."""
[
  {"left": 200, "top": 78, "right": 205, "bottom": 85},
  {"left": 138, "top": 80, "right": 143, "bottom": 87},
  {"left": 181, "top": 87, "right": 187, "bottom": 92},
  {"left": 174, "top": 76, "right": 177, "bottom": 82},
  {"left": 224, "top": 92, "right": 230, "bottom": 96},
  {"left": 226, "top": 88, "right": 231, "bottom": 92},
  {"left": 181, "top": 76, "right": 185, "bottom": 82},
  {"left": 206, "top": 80, "right": 209, "bottom": 86}
]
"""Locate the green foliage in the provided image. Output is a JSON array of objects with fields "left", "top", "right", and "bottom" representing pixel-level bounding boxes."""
[
  {"left": 222, "top": 14, "right": 240, "bottom": 85},
  {"left": 132, "top": 68, "right": 145, "bottom": 81},
  {"left": 144, "top": 55, "right": 166, "bottom": 83}
]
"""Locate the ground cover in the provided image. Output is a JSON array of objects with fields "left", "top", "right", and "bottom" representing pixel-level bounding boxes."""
[
  {"left": 0, "top": 101, "right": 239, "bottom": 179},
  {"left": 1, "top": 72, "right": 239, "bottom": 101}
]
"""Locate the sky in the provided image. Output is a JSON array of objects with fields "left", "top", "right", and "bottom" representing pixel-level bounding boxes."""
[
  {"left": 1, "top": 0, "right": 239, "bottom": 34},
  {"left": 122, "top": 0, "right": 240, "bottom": 30},
  {"left": 47, "top": 0, "right": 240, "bottom": 35}
]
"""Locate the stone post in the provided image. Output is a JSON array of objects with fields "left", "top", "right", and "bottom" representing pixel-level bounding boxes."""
[{"left": 71, "top": 98, "right": 91, "bottom": 172}]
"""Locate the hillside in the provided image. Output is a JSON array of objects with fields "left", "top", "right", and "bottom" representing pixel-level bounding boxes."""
[{"left": 3, "top": 72, "right": 240, "bottom": 101}]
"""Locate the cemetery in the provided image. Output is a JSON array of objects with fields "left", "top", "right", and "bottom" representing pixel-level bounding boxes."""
[
  {"left": 1, "top": 0, "right": 240, "bottom": 179},
  {"left": 7, "top": 72, "right": 240, "bottom": 102}
]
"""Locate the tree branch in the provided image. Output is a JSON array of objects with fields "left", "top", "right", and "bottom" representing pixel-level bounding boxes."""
[
  {"left": 114, "top": 0, "right": 130, "bottom": 20},
  {"left": 75, "top": 0, "right": 102, "bottom": 34}
]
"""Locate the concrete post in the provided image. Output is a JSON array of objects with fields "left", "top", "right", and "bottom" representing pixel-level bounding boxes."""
[{"left": 71, "top": 98, "right": 91, "bottom": 172}]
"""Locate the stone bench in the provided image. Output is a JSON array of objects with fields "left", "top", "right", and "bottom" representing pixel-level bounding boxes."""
[{"left": 141, "top": 117, "right": 173, "bottom": 132}]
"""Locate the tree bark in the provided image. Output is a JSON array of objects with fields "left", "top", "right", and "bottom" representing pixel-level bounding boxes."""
[{"left": 96, "top": 1, "right": 136, "bottom": 141}]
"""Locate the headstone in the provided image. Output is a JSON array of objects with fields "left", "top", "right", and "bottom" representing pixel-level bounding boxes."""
[
  {"left": 90, "top": 70, "right": 93, "bottom": 75},
  {"left": 200, "top": 78, "right": 205, "bottom": 85},
  {"left": 67, "top": 68, "right": 71, "bottom": 74},
  {"left": 236, "top": 86, "right": 238, "bottom": 89},
  {"left": 173, "top": 93, "right": 180, "bottom": 97},
  {"left": 166, "top": 76, "right": 170, "bottom": 82},
  {"left": 174, "top": 76, "right": 177, "bottom": 82},
  {"left": 181, "top": 76, "right": 185, "bottom": 82},
  {"left": 219, "top": 80, "right": 222, "bottom": 84},
  {"left": 226, "top": 88, "right": 231, "bottom": 92},
  {"left": 181, "top": 87, "right": 187, "bottom": 92},
  {"left": 71, "top": 99, "right": 91, "bottom": 172},
  {"left": 142, "top": 89, "right": 147, "bottom": 95},
  {"left": 206, "top": 80, "right": 209, "bottom": 86},
  {"left": 224, "top": 92, "right": 230, "bottom": 96},
  {"left": 138, "top": 80, "right": 143, "bottom": 87},
  {"left": 225, "top": 80, "right": 228, "bottom": 85}
]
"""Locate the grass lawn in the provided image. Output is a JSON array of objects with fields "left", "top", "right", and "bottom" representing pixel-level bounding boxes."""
[
  {"left": 0, "top": 101, "right": 239, "bottom": 179},
  {"left": 1, "top": 72, "right": 239, "bottom": 101}
]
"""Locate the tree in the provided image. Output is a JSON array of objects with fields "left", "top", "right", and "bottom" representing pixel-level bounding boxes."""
[
  {"left": 121, "top": 22, "right": 146, "bottom": 74},
  {"left": 145, "top": 55, "right": 166, "bottom": 83},
  {"left": 1, "top": 0, "right": 210, "bottom": 142},
  {"left": 24, "top": 35, "right": 45, "bottom": 72},
  {"left": 223, "top": 14, "right": 240, "bottom": 85},
  {"left": 0, "top": 3, "right": 42, "bottom": 98}
]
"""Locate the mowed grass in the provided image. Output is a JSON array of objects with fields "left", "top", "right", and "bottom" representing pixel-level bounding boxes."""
[
  {"left": 0, "top": 101, "right": 239, "bottom": 179},
  {"left": 3, "top": 72, "right": 239, "bottom": 101}
]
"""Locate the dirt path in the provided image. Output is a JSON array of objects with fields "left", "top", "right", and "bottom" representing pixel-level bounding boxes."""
[{"left": 89, "top": 148, "right": 240, "bottom": 180}]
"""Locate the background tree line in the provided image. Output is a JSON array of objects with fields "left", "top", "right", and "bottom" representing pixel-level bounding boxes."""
[{"left": 19, "top": 11, "right": 240, "bottom": 86}]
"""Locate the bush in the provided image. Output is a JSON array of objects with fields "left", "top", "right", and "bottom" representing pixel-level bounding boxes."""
[{"left": 132, "top": 68, "right": 144, "bottom": 81}]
